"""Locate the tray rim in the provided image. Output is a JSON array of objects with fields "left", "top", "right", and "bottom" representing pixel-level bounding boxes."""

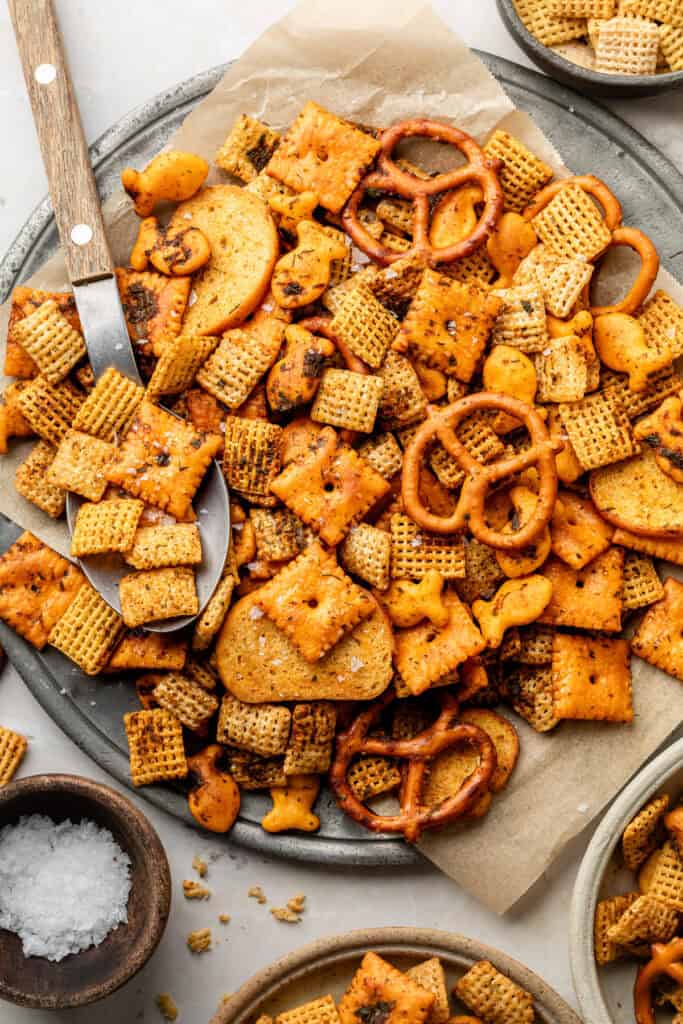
[
  {"left": 210, "top": 926, "right": 582, "bottom": 1024},
  {"left": 2, "top": 50, "right": 683, "bottom": 867}
]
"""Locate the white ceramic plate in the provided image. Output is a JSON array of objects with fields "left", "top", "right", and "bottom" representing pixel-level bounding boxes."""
[{"left": 570, "top": 735, "right": 683, "bottom": 1024}]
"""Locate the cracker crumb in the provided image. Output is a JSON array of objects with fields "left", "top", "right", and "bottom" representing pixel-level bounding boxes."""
[
  {"left": 155, "top": 993, "right": 178, "bottom": 1021},
  {"left": 270, "top": 906, "right": 301, "bottom": 923},
  {"left": 248, "top": 885, "right": 267, "bottom": 904},
  {"left": 271, "top": 893, "right": 306, "bottom": 923},
  {"left": 192, "top": 855, "right": 208, "bottom": 878},
  {"left": 218, "top": 914, "right": 231, "bottom": 924},
  {"left": 183, "top": 880, "right": 210, "bottom": 900},
  {"left": 186, "top": 928, "right": 212, "bottom": 953}
]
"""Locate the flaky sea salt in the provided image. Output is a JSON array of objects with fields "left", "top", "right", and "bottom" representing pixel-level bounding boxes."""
[{"left": 0, "top": 814, "right": 131, "bottom": 962}]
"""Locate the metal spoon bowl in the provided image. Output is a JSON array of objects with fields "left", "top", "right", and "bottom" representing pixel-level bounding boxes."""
[{"left": 10, "top": 1, "right": 231, "bottom": 633}]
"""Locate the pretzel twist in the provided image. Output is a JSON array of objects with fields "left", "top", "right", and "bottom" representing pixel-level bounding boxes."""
[
  {"left": 634, "top": 939, "right": 683, "bottom": 1024},
  {"left": 588, "top": 226, "right": 660, "bottom": 317},
  {"left": 329, "top": 689, "right": 497, "bottom": 843},
  {"left": 524, "top": 175, "right": 658, "bottom": 315},
  {"left": 401, "top": 394, "right": 559, "bottom": 549},
  {"left": 342, "top": 118, "right": 504, "bottom": 266}
]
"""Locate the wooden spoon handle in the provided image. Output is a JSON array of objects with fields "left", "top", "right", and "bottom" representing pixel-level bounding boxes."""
[{"left": 8, "top": 0, "right": 113, "bottom": 283}]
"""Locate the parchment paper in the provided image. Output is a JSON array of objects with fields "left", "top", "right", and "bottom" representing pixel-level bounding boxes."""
[{"left": 3, "top": 0, "right": 683, "bottom": 912}]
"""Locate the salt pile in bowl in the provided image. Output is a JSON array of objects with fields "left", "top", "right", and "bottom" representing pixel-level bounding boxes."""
[{"left": 0, "top": 814, "right": 132, "bottom": 962}]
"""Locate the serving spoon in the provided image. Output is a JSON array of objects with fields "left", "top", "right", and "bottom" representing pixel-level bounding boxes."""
[{"left": 9, "top": 0, "right": 229, "bottom": 632}]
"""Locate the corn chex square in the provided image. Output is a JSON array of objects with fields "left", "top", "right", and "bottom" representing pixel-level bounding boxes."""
[
  {"left": 153, "top": 672, "right": 219, "bottom": 732},
  {"left": 357, "top": 432, "right": 403, "bottom": 479},
  {"left": 275, "top": 995, "right": 340, "bottom": 1024},
  {"left": 123, "top": 523, "right": 202, "bottom": 570},
  {"left": 492, "top": 283, "right": 548, "bottom": 353},
  {"left": 594, "top": 893, "right": 639, "bottom": 965},
  {"left": 638, "top": 290, "right": 683, "bottom": 360},
  {"left": 659, "top": 24, "right": 683, "bottom": 71},
  {"left": 217, "top": 694, "right": 291, "bottom": 757},
  {"left": 559, "top": 391, "right": 637, "bottom": 470},
  {"left": 532, "top": 184, "right": 611, "bottom": 261},
  {"left": 283, "top": 702, "right": 337, "bottom": 775},
  {"left": 506, "top": 665, "right": 559, "bottom": 732},
  {"left": 72, "top": 367, "right": 145, "bottom": 442},
  {"left": 119, "top": 566, "right": 198, "bottom": 628},
  {"left": 250, "top": 508, "right": 301, "bottom": 563},
  {"left": 223, "top": 416, "right": 283, "bottom": 506},
  {"left": 376, "top": 351, "right": 427, "bottom": 429},
  {"left": 329, "top": 282, "right": 398, "bottom": 368},
  {"left": 146, "top": 334, "right": 217, "bottom": 399},
  {"left": 14, "top": 441, "right": 65, "bottom": 518},
  {"left": 619, "top": 0, "right": 683, "bottom": 27},
  {"left": 0, "top": 727, "right": 28, "bottom": 787},
  {"left": 311, "top": 368, "right": 383, "bottom": 433},
  {"left": 215, "top": 114, "right": 281, "bottom": 182},
  {"left": 106, "top": 401, "right": 222, "bottom": 520},
  {"left": 17, "top": 376, "right": 84, "bottom": 446},
  {"left": 535, "top": 335, "right": 588, "bottom": 403},
  {"left": 390, "top": 513, "right": 465, "bottom": 581},
  {"left": 191, "top": 567, "right": 236, "bottom": 652},
  {"left": 124, "top": 709, "right": 187, "bottom": 786},
  {"left": 622, "top": 552, "right": 664, "bottom": 611},
  {"left": 228, "top": 749, "right": 287, "bottom": 790},
  {"left": 549, "top": 0, "right": 615, "bottom": 14},
  {"left": 265, "top": 101, "right": 381, "bottom": 214},
  {"left": 454, "top": 960, "right": 535, "bottom": 1024},
  {"left": 48, "top": 429, "right": 116, "bottom": 502},
  {"left": 513, "top": 0, "right": 587, "bottom": 45},
  {"left": 255, "top": 541, "right": 375, "bottom": 662},
  {"left": 271, "top": 427, "right": 389, "bottom": 545},
  {"left": 347, "top": 756, "right": 401, "bottom": 801},
  {"left": 48, "top": 582, "right": 124, "bottom": 675},
  {"left": 71, "top": 499, "right": 144, "bottom": 557},
  {"left": 195, "top": 318, "right": 284, "bottom": 410},
  {"left": 483, "top": 130, "right": 554, "bottom": 213},
  {"left": 339, "top": 523, "right": 392, "bottom": 590},
  {"left": 595, "top": 16, "right": 660, "bottom": 74},
  {"left": 12, "top": 299, "right": 86, "bottom": 383}
]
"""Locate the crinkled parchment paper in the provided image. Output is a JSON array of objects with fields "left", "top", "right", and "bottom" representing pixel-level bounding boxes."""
[{"left": 3, "top": 0, "right": 683, "bottom": 912}]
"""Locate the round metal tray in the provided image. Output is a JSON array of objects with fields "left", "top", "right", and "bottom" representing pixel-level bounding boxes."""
[{"left": 2, "top": 53, "right": 683, "bottom": 866}]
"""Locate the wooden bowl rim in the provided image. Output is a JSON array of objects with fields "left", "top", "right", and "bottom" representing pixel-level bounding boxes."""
[
  {"left": 213, "top": 927, "right": 582, "bottom": 1024},
  {"left": 0, "top": 773, "right": 171, "bottom": 1009}
]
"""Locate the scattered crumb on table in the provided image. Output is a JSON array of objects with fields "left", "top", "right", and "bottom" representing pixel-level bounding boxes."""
[
  {"left": 155, "top": 993, "right": 178, "bottom": 1021},
  {"left": 192, "top": 855, "right": 208, "bottom": 878},
  {"left": 218, "top": 913, "right": 231, "bottom": 924},
  {"left": 186, "top": 928, "right": 212, "bottom": 953},
  {"left": 183, "top": 880, "right": 210, "bottom": 900},
  {"left": 271, "top": 895, "right": 306, "bottom": 923},
  {"left": 248, "top": 885, "right": 267, "bottom": 904}
]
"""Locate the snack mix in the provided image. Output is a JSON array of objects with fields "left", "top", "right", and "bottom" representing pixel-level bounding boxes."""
[
  {"left": 1, "top": 100, "right": 682, "bottom": 850},
  {"left": 595, "top": 792, "right": 683, "bottom": 1024},
  {"left": 514, "top": 0, "right": 683, "bottom": 76}
]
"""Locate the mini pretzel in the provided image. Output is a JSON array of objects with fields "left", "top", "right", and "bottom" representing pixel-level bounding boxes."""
[
  {"left": 634, "top": 939, "right": 683, "bottom": 1024},
  {"left": 329, "top": 688, "right": 496, "bottom": 842},
  {"left": 523, "top": 174, "right": 623, "bottom": 232},
  {"left": 402, "top": 394, "right": 559, "bottom": 550},
  {"left": 588, "top": 227, "right": 660, "bottom": 317},
  {"left": 342, "top": 118, "right": 504, "bottom": 266}
]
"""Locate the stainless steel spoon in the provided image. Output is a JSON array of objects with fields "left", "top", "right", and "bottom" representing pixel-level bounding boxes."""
[{"left": 9, "top": 0, "right": 229, "bottom": 632}]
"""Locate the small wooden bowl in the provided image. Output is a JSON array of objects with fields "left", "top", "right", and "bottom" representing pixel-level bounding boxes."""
[{"left": 0, "top": 774, "right": 171, "bottom": 1009}]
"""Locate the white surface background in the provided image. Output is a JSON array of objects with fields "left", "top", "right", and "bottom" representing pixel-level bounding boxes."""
[{"left": 0, "top": 2, "right": 682, "bottom": 1021}]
